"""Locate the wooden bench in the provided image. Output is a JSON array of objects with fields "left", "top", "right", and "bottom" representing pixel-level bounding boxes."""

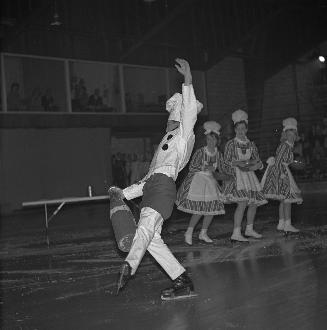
[{"left": 22, "top": 195, "right": 109, "bottom": 231}]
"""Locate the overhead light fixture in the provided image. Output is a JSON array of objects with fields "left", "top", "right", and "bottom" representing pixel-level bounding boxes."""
[
  {"left": 50, "top": 1, "right": 62, "bottom": 26},
  {"left": 318, "top": 55, "right": 325, "bottom": 63}
]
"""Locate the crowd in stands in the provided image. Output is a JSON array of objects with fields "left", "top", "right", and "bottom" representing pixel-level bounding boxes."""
[
  {"left": 293, "top": 112, "right": 327, "bottom": 180},
  {"left": 71, "top": 77, "right": 118, "bottom": 112},
  {"left": 7, "top": 82, "right": 58, "bottom": 111}
]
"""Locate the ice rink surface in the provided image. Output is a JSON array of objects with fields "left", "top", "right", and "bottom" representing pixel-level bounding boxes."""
[{"left": 1, "top": 194, "right": 326, "bottom": 329}]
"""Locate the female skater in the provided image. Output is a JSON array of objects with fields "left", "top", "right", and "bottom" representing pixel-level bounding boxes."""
[
  {"left": 261, "top": 117, "right": 302, "bottom": 233},
  {"left": 223, "top": 109, "right": 267, "bottom": 242},
  {"left": 176, "top": 121, "right": 227, "bottom": 245}
]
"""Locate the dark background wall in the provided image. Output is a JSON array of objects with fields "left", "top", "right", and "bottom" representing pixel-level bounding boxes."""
[
  {"left": 0, "top": 128, "right": 111, "bottom": 213},
  {"left": 0, "top": 0, "right": 326, "bottom": 214}
]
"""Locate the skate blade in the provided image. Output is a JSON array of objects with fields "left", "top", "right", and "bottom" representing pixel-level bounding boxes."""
[
  {"left": 283, "top": 231, "right": 300, "bottom": 237},
  {"left": 244, "top": 236, "right": 262, "bottom": 240},
  {"left": 116, "top": 272, "right": 125, "bottom": 295},
  {"left": 230, "top": 239, "right": 249, "bottom": 244},
  {"left": 161, "top": 292, "right": 198, "bottom": 301},
  {"left": 198, "top": 239, "right": 214, "bottom": 244}
]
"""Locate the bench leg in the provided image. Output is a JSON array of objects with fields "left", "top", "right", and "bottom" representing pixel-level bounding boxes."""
[{"left": 44, "top": 204, "right": 49, "bottom": 231}]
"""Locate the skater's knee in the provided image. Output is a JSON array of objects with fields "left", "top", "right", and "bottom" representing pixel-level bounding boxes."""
[{"left": 137, "top": 224, "right": 155, "bottom": 240}]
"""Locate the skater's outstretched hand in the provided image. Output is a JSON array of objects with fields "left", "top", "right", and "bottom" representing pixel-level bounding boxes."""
[
  {"left": 108, "top": 186, "right": 125, "bottom": 200},
  {"left": 175, "top": 58, "right": 192, "bottom": 85}
]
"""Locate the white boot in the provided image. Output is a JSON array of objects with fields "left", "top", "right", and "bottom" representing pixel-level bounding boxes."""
[
  {"left": 184, "top": 227, "right": 193, "bottom": 245},
  {"left": 284, "top": 219, "right": 299, "bottom": 233},
  {"left": 277, "top": 219, "right": 285, "bottom": 231},
  {"left": 245, "top": 224, "right": 262, "bottom": 239},
  {"left": 199, "top": 229, "right": 213, "bottom": 243},
  {"left": 231, "top": 227, "right": 249, "bottom": 242}
]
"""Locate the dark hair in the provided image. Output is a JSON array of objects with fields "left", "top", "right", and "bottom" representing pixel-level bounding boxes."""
[
  {"left": 281, "top": 128, "right": 299, "bottom": 142},
  {"left": 234, "top": 120, "right": 248, "bottom": 129},
  {"left": 208, "top": 131, "right": 219, "bottom": 139},
  {"left": 206, "top": 132, "right": 221, "bottom": 146}
]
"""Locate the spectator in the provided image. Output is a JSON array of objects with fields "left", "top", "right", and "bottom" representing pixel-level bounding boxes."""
[
  {"left": 41, "top": 88, "right": 55, "bottom": 111},
  {"left": 7, "top": 82, "right": 24, "bottom": 111},
  {"left": 78, "top": 86, "right": 89, "bottom": 112},
  {"left": 26, "top": 87, "right": 42, "bottom": 111},
  {"left": 88, "top": 88, "right": 103, "bottom": 111}
]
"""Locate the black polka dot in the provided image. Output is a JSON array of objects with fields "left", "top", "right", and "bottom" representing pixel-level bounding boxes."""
[
  {"left": 167, "top": 134, "right": 173, "bottom": 140},
  {"left": 162, "top": 144, "right": 168, "bottom": 150}
]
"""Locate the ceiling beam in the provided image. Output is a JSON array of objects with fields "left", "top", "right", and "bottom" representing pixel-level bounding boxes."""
[
  {"left": 119, "top": 0, "right": 197, "bottom": 61},
  {"left": 205, "top": 3, "right": 287, "bottom": 70}
]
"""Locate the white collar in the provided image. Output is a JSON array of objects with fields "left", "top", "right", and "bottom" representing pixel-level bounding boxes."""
[
  {"left": 235, "top": 136, "right": 249, "bottom": 144},
  {"left": 204, "top": 146, "right": 217, "bottom": 156}
]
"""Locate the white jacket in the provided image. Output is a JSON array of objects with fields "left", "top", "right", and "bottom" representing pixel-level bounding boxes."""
[{"left": 123, "top": 84, "right": 198, "bottom": 200}]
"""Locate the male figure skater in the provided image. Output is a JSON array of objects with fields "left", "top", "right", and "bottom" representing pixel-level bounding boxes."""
[{"left": 110, "top": 58, "right": 202, "bottom": 300}]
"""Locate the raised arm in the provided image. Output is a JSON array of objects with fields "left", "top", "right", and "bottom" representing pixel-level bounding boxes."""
[
  {"left": 175, "top": 58, "right": 199, "bottom": 139},
  {"left": 122, "top": 181, "right": 145, "bottom": 200}
]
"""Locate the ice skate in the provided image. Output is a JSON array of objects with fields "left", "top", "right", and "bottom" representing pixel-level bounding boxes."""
[
  {"left": 283, "top": 220, "right": 300, "bottom": 235},
  {"left": 244, "top": 228, "right": 262, "bottom": 239},
  {"left": 230, "top": 227, "right": 249, "bottom": 243},
  {"left": 161, "top": 273, "right": 197, "bottom": 301},
  {"left": 199, "top": 229, "right": 213, "bottom": 243},
  {"left": 116, "top": 261, "right": 132, "bottom": 295}
]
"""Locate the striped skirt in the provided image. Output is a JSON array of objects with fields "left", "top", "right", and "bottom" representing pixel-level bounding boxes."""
[
  {"left": 223, "top": 169, "right": 267, "bottom": 206},
  {"left": 176, "top": 171, "right": 225, "bottom": 215}
]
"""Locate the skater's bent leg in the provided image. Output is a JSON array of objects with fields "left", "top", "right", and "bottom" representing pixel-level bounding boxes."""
[
  {"left": 148, "top": 232, "right": 186, "bottom": 280},
  {"left": 146, "top": 212, "right": 185, "bottom": 280},
  {"left": 125, "top": 207, "right": 160, "bottom": 275}
]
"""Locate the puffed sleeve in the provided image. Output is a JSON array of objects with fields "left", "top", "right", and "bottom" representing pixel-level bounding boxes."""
[
  {"left": 180, "top": 84, "right": 198, "bottom": 140},
  {"left": 188, "top": 148, "right": 204, "bottom": 173},
  {"left": 123, "top": 181, "right": 145, "bottom": 200}
]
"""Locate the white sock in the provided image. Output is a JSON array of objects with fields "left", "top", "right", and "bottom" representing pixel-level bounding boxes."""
[
  {"left": 233, "top": 227, "right": 242, "bottom": 236},
  {"left": 278, "top": 219, "right": 285, "bottom": 226},
  {"left": 185, "top": 227, "right": 194, "bottom": 235},
  {"left": 246, "top": 224, "right": 253, "bottom": 231}
]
